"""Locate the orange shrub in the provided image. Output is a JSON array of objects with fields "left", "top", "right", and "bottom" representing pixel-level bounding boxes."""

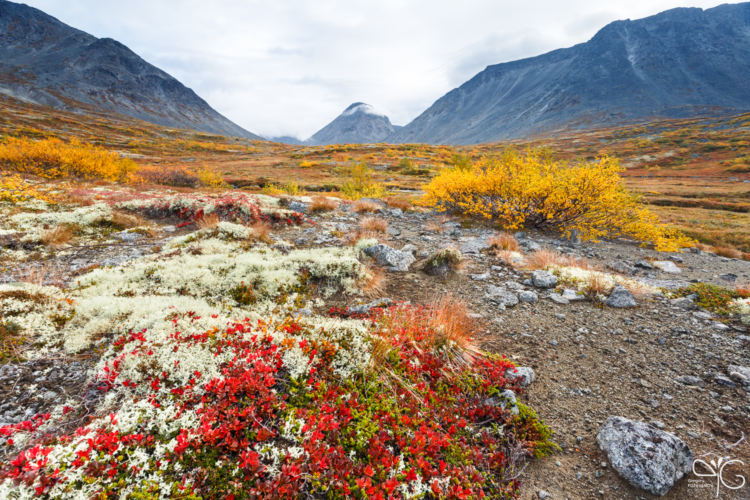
[{"left": 359, "top": 217, "right": 388, "bottom": 233}]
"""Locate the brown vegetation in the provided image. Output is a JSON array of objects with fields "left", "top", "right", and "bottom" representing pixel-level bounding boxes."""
[
  {"left": 487, "top": 232, "right": 521, "bottom": 252},
  {"left": 359, "top": 217, "right": 388, "bottom": 233},
  {"left": 39, "top": 225, "right": 75, "bottom": 247},
  {"left": 352, "top": 200, "right": 381, "bottom": 213},
  {"left": 309, "top": 195, "right": 339, "bottom": 212}
]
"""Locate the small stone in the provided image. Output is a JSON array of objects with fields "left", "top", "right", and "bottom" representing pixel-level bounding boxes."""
[
  {"left": 653, "top": 261, "right": 681, "bottom": 274},
  {"left": 470, "top": 272, "right": 491, "bottom": 281},
  {"left": 634, "top": 259, "right": 653, "bottom": 269},
  {"left": 485, "top": 389, "right": 519, "bottom": 416},
  {"left": 505, "top": 366, "right": 535, "bottom": 387},
  {"left": 114, "top": 232, "right": 142, "bottom": 242},
  {"left": 608, "top": 260, "right": 636, "bottom": 275},
  {"left": 554, "top": 313, "right": 566, "bottom": 319},
  {"left": 676, "top": 375, "right": 705, "bottom": 388},
  {"left": 562, "top": 289, "right": 584, "bottom": 301},
  {"left": 714, "top": 376, "right": 738, "bottom": 388},
  {"left": 549, "top": 340, "right": 559, "bottom": 346},
  {"left": 537, "top": 491, "right": 552, "bottom": 499},
  {"left": 548, "top": 293, "right": 570, "bottom": 305},
  {"left": 363, "top": 244, "right": 416, "bottom": 272},
  {"left": 518, "top": 291, "right": 539, "bottom": 303},
  {"left": 639, "top": 379, "right": 652, "bottom": 388},
  {"left": 486, "top": 287, "right": 519, "bottom": 308},
  {"left": 720, "top": 273, "right": 738, "bottom": 282},
  {"left": 650, "top": 420, "right": 666, "bottom": 429},
  {"left": 161, "top": 225, "right": 176, "bottom": 233},
  {"left": 727, "top": 365, "right": 750, "bottom": 385}
]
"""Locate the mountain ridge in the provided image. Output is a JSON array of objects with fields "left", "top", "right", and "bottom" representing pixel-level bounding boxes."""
[
  {"left": 0, "top": 0, "right": 261, "bottom": 139},
  {"left": 390, "top": 3, "right": 750, "bottom": 144}
]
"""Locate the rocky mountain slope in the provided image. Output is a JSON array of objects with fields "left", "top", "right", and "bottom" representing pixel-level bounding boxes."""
[
  {"left": 0, "top": 0, "right": 260, "bottom": 139},
  {"left": 306, "top": 103, "right": 396, "bottom": 145},
  {"left": 390, "top": 3, "right": 750, "bottom": 145}
]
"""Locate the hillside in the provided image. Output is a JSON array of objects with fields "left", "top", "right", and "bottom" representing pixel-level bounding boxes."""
[
  {"left": 390, "top": 3, "right": 750, "bottom": 144},
  {"left": 0, "top": 0, "right": 261, "bottom": 139},
  {"left": 306, "top": 102, "right": 396, "bottom": 145}
]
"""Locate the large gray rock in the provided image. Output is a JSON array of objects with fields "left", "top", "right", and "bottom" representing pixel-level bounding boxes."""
[
  {"left": 518, "top": 291, "right": 539, "bottom": 303},
  {"left": 531, "top": 270, "right": 558, "bottom": 288},
  {"left": 675, "top": 375, "right": 705, "bottom": 388},
  {"left": 348, "top": 298, "right": 394, "bottom": 315},
  {"left": 605, "top": 286, "right": 637, "bottom": 308},
  {"left": 597, "top": 416, "right": 693, "bottom": 496},
  {"left": 505, "top": 366, "right": 535, "bottom": 387},
  {"left": 608, "top": 260, "right": 636, "bottom": 275},
  {"left": 363, "top": 244, "right": 415, "bottom": 272},
  {"left": 669, "top": 297, "right": 695, "bottom": 310}
]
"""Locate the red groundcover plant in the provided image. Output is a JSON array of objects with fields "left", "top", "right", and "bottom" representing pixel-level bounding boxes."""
[{"left": 0, "top": 305, "right": 554, "bottom": 499}]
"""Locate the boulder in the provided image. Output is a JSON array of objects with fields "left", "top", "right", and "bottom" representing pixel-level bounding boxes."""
[
  {"left": 605, "top": 286, "right": 637, "bottom": 308},
  {"left": 505, "top": 366, "right": 535, "bottom": 387},
  {"left": 653, "top": 261, "right": 681, "bottom": 274},
  {"left": 597, "top": 416, "right": 693, "bottom": 496},
  {"left": 518, "top": 291, "right": 539, "bottom": 303},
  {"left": 363, "top": 244, "right": 415, "bottom": 272},
  {"left": 531, "top": 270, "right": 558, "bottom": 288},
  {"left": 634, "top": 259, "right": 653, "bottom": 269},
  {"left": 521, "top": 240, "right": 542, "bottom": 252},
  {"left": 459, "top": 237, "right": 490, "bottom": 254}
]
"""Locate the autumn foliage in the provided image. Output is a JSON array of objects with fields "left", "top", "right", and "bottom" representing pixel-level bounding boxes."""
[
  {"left": 421, "top": 148, "right": 694, "bottom": 252},
  {"left": 0, "top": 137, "right": 137, "bottom": 181}
]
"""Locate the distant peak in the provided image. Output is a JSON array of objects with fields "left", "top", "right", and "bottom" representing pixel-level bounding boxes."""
[{"left": 341, "top": 102, "right": 385, "bottom": 117}]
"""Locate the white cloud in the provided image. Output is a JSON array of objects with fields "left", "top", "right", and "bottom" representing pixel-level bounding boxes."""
[{"left": 20, "top": 0, "right": 735, "bottom": 138}]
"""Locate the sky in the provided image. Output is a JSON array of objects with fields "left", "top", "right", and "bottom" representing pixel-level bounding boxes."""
[{"left": 21, "top": 0, "right": 736, "bottom": 139}]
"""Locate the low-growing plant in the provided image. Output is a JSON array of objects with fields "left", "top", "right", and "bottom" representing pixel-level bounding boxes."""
[
  {"left": 308, "top": 195, "right": 339, "bottom": 212},
  {"left": 420, "top": 148, "right": 694, "bottom": 252},
  {"left": 359, "top": 216, "right": 388, "bottom": 233},
  {"left": 39, "top": 224, "right": 75, "bottom": 247},
  {"left": 383, "top": 196, "right": 411, "bottom": 210},
  {"left": 197, "top": 212, "right": 221, "bottom": 230},
  {"left": 423, "top": 247, "right": 463, "bottom": 276},
  {"left": 714, "top": 246, "right": 743, "bottom": 259},
  {"left": 352, "top": 199, "right": 381, "bottom": 213},
  {"left": 672, "top": 283, "right": 750, "bottom": 315},
  {"left": 488, "top": 232, "right": 521, "bottom": 252}
]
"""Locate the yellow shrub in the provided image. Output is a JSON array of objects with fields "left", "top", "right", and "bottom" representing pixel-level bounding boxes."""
[
  {"left": 195, "top": 168, "right": 229, "bottom": 189},
  {"left": 0, "top": 137, "right": 137, "bottom": 181},
  {"left": 340, "top": 161, "right": 386, "bottom": 200},
  {"left": 420, "top": 148, "right": 694, "bottom": 252},
  {"left": 0, "top": 175, "right": 54, "bottom": 203}
]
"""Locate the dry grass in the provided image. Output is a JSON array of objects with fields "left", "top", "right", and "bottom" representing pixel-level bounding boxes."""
[
  {"left": 309, "top": 195, "right": 339, "bottom": 212},
  {"left": 39, "top": 224, "right": 75, "bottom": 247},
  {"left": 582, "top": 272, "right": 610, "bottom": 296},
  {"left": 488, "top": 232, "right": 521, "bottom": 252},
  {"left": 695, "top": 242, "right": 713, "bottom": 252},
  {"left": 714, "top": 246, "right": 743, "bottom": 259},
  {"left": 66, "top": 194, "right": 95, "bottom": 206},
  {"left": 384, "top": 197, "right": 411, "bottom": 210},
  {"left": 373, "top": 294, "right": 483, "bottom": 374},
  {"left": 526, "top": 249, "right": 594, "bottom": 271},
  {"left": 17, "top": 262, "right": 66, "bottom": 288},
  {"left": 197, "top": 213, "right": 221, "bottom": 230},
  {"left": 425, "top": 221, "right": 446, "bottom": 233},
  {"left": 345, "top": 230, "right": 382, "bottom": 246},
  {"left": 359, "top": 217, "right": 388, "bottom": 233},
  {"left": 248, "top": 222, "right": 272, "bottom": 242},
  {"left": 352, "top": 200, "right": 381, "bottom": 213},
  {"left": 357, "top": 262, "right": 387, "bottom": 299}
]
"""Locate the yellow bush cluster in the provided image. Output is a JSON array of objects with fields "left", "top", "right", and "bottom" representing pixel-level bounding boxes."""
[
  {"left": 340, "top": 161, "right": 385, "bottom": 200},
  {"left": 0, "top": 137, "right": 137, "bottom": 181},
  {"left": 420, "top": 148, "right": 694, "bottom": 252},
  {"left": 0, "top": 175, "right": 54, "bottom": 203}
]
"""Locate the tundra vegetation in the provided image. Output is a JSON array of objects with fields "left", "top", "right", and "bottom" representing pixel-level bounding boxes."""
[{"left": 0, "top": 94, "right": 749, "bottom": 498}]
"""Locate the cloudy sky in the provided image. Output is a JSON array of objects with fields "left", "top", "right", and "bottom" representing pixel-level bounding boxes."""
[{"left": 22, "top": 0, "right": 734, "bottom": 139}]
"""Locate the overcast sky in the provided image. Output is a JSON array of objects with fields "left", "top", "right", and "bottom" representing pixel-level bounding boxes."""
[{"left": 21, "top": 0, "right": 736, "bottom": 139}]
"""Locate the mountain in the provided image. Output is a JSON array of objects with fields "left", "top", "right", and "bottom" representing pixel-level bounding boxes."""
[
  {"left": 306, "top": 103, "right": 395, "bottom": 145},
  {"left": 0, "top": 0, "right": 261, "bottom": 139},
  {"left": 390, "top": 3, "right": 750, "bottom": 145}
]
